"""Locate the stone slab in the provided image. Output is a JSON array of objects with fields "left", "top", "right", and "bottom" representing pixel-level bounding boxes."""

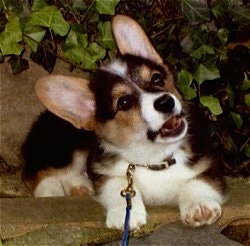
[{"left": 0, "top": 178, "right": 249, "bottom": 245}]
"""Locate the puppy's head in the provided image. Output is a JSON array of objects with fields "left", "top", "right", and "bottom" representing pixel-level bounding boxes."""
[{"left": 35, "top": 15, "right": 188, "bottom": 147}]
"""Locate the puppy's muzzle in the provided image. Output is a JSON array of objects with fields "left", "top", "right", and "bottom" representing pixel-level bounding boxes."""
[{"left": 146, "top": 93, "right": 187, "bottom": 142}]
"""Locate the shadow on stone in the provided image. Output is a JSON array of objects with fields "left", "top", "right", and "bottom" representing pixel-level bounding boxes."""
[{"left": 106, "top": 221, "right": 243, "bottom": 246}]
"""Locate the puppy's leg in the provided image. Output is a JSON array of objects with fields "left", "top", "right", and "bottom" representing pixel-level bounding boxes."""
[
  {"left": 179, "top": 179, "right": 225, "bottom": 227},
  {"left": 61, "top": 173, "right": 93, "bottom": 196},
  {"left": 98, "top": 177, "right": 147, "bottom": 230},
  {"left": 34, "top": 176, "right": 65, "bottom": 197}
]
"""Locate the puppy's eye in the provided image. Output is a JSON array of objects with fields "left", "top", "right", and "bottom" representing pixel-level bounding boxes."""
[
  {"left": 151, "top": 73, "right": 164, "bottom": 86},
  {"left": 117, "top": 95, "right": 134, "bottom": 111}
]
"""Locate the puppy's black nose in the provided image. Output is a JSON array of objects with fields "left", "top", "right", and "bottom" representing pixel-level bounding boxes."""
[{"left": 154, "top": 94, "right": 175, "bottom": 113}]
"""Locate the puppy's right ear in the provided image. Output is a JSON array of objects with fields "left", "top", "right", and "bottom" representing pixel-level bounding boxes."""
[
  {"left": 35, "top": 75, "right": 96, "bottom": 130},
  {"left": 112, "top": 15, "right": 163, "bottom": 64}
]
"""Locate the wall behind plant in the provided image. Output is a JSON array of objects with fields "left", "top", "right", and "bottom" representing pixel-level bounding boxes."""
[{"left": 0, "top": 0, "right": 249, "bottom": 176}]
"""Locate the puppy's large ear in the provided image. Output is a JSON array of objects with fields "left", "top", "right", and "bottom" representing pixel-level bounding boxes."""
[
  {"left": 112, "top": 15, "right": 163, "bottom": 64},
  {"left": 35, "top": 75, "right": 95, "bottom": 130}
]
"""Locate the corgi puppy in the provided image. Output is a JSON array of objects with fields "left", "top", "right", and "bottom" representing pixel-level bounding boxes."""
[{"left": 22, "top": 15, "right": 227, "bottom": 230}]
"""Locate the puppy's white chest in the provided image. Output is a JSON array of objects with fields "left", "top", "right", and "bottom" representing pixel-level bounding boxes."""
[{"left": 132, "top": 158, "right": 196, "bottom": 206}]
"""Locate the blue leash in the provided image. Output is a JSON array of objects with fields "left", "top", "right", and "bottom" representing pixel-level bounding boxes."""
[
  {"left": 120, "top": 164, "right": 136, "bottom": 246},
  {"left": 121, "top": 193, "right": 132, "bottom": 246}
]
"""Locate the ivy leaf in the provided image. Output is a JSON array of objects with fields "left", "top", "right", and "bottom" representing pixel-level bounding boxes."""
[
  {"left": 241, "top": 74, "right": 250, "bottom": 90},
  {"left": 31, "top": 0, "right": 48, "bottom": 11},
  {"left": 95, "top": 0, "right": 120, "bottom": 15},
  {"left": 181, "top": 0, "right": 210, "bottom": 23},
  {"left": 8, "top": 56, "right": 29, "bottom": 74},
  {"left": 245, "top": 94, "right": 250, "bottom": 107},
  {"left": 229, "top": 4, "right": 250, "bottom": 27},
  {"left": 200, "top": 96, "right": 223, "bottom": 115},
  {"left": 193, "top": 64, "right": 220, "bottom": 85},
  {"left": 87, "top": 42, "right": 106, "bottom": 61},
  {"left": 0, "top": 10, "right": 8, "bottom": 32},
  {"left": 0, "top": 16, "right": 23, "bottom": 55},
  {"left": 30, "top": 6, "right": 70, "bottom": 36},
  {"left": 217, "top": 28, "right": 229, "bottom": 46},
  {"left": 177, "top": 69, "right": 197, "bottom": 100},
  {"left": 24, "top": 24, "right": 46, "bottom": 51},
  {"left": 64, "top": 29, "right": 88, "bottom": 49},
  {"left": 30, "top": 40, "right": 57, "bottom": 73},
  {"left": 191, "top": 44, "right": 215, "bottom": 59},
  {"left": 210, "top": 0, "right": 229, "bottom": 26},
  {"left": 230, "top": 112, "right": 243, "bottom": 129},
  {"left": 62, "top": 29, "right": 104, "bottom": 69},
  {"left": 178, "top": 69, "right": 193, "bottom": 86},
  {"left": 98, "top": 21, "right": 116, "bottom": 50}
]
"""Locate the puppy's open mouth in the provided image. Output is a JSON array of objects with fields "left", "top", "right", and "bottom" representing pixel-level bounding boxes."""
[
  {"left": 148, "top": 115, "right": 186, "bottom": 140},
  {"left": 159, "top": 115, "right": 185, "bottom": 137}
]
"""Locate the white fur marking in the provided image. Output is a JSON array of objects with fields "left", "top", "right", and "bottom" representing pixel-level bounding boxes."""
[
  {"left": 179, "top": 179, "right": 223, "bottom": 226},
  {"left": 34, "top": 151, "right": 93, "bottom": 197},
  {"left": 98, "top": 177, "right": 146, "bottom": 230},
  {"left": 34, "top": 177, "right": 65, "bottom": 197},
  {"left": 103, "top": 60, "right": 127, "bottom": 78},
  {"left": 141, "top": 92, "right": 166, "bottom": 131}
]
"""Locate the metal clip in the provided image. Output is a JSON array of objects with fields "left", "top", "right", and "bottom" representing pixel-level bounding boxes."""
[{"left": 120, "top": 164, "right": 136, "bottom": 198}]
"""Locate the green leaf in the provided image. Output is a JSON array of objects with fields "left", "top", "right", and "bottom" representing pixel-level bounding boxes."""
[
  {"left": 96, "top": 0, "right": 120, "bottom": 15},
  {"left": 241, "top": 74, "right": 250, "bottom": 90},
  {"left": 230, "top": 112, "right": 243, "bottom": 129},
  {"left": 191, "top": 45, "right": 215, "bottom": 59},
  {"left": 226, "top": 85, "right": 235, "bottom": 108},
  {"left": 177, "top": 69, "right": 193, "bottom": 86},
  {"left": 211, "top": 0, "right": 229, "bottom": 26},
  {"left": 31, "top": 0, "right": 48, "bottom": 11},
  {"left": 30, "top": 6, "right": 70, "bottom": 36},
  {"left": 8, "top": 56, "right": 29, "bottom": 74},
  {"left": 0, "top": 16, "right": 23, "bottom": 55},
  {"left": 229, "top": 4, "right": 250, "bottom": 27},
  {"left": 64, "top": 29, "right": 88, "bottom": 49},
  {"left": 200, "top": 96, "right": 223, "bottom": 115},
  {"left": 177, "top": 69, "right": 197, "bottom": 100},
  {"left": 217, "top": 28, "right": 229, "bottom": 45},
  {"left": 181, "top": 0, "right": 210, "bottom": 23},
  {"left": 62, "top": 28, "right": 107, "bottom": 69},
  {"left": 63, "top": 47, "right": 97, "bottom": 69},
  {"left": 191, "top": 24, "right": 209, "bottom": 49},
  {"left": 72, "top": 0, "right": 87, "bottom": 12},
  {"left": 24, "top": 24, "right": 46, "bottom": 51},
  {"left": 87, "top": 42, "right": 106, "bottom": 61},
  {"left": 98, "top": 21, "right": 116, "bottom": 50},
  {"left": 30, "top": 41, "right": 57, "bottom": 73},
  {"left": 244, "top": 94, "right": 250, "bottom": 107},
  {"left": 193, "top": 64, "right": 220, "bottom": 84}
]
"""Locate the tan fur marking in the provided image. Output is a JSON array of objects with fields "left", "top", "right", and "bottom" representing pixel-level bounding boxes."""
[
  {"left": 96, "top": 106, "right": 142, "bottom": 147},
  {"left": 140, "top": 65, "right": 151, "bottom": 82},
  {"left": 112, "top": 83, "right": 133, "bottom": 110}
]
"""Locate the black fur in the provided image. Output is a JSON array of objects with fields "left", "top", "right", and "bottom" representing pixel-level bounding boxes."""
[{"left": 22, "top": 111, "right": 96, "bottom": 179}]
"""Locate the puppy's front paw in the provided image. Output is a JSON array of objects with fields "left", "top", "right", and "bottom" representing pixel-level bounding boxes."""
[
  {"left": 106, "top": 206, "right": 146, "bottom": 231},
  {"left": 180, "top": 201, "right": 222, "bottom": 227}
]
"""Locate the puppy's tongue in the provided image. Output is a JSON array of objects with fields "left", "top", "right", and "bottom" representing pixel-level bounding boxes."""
[
  {"left": 160, "top": 116, "right": 182, "bottom": 136},
  {"left": 164, "top": 116, "right": 182, "bottom": 130}
]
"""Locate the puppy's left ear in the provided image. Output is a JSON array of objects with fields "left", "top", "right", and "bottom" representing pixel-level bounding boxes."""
[
  {"left": 112, "top": 14, "right": 163, "bottom": 64},
  {"left": 35, "top": 75, "right": 96, "bottom": 130}
]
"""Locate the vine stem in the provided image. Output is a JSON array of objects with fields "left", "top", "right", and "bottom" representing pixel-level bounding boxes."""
[
  {"left": 23, "top": 33, "right": 95, "bottom": 73},
  {"left": 80, "top": 0, "right": 95, "bottom": 23}
]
